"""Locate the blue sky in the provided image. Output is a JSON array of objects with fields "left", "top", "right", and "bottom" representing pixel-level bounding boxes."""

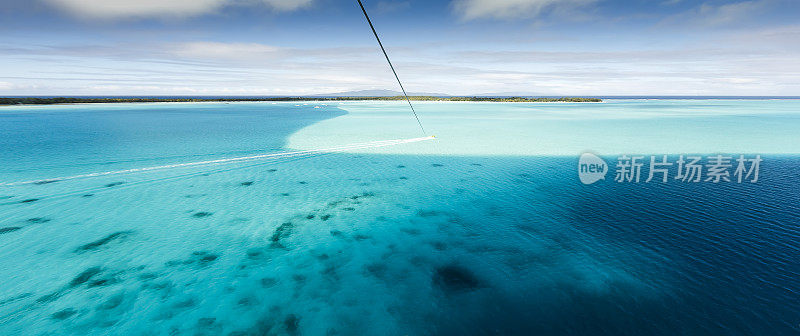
[{"left": 0, "top": 0, "right": 798, "bottom": 96}]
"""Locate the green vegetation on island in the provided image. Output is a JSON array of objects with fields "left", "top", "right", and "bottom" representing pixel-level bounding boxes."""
[
  {"left": 330, "top": 96, "right": 602, "bottom": 102},
  {"left": 0, "top": 96, "right": 602, "bottom": 105}
]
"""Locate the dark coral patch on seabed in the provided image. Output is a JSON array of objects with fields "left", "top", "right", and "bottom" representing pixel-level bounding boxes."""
[
  {"left": 433, "top": 265, "right": 481, "bottom": 293},
  {"left": 51, "top": 308, "right": 77, "bottom": 320},
  {"left": 74, "top": 231, "right": 133, "bottom": 253},
  {"left": 0, "top": 227, "right": 22, "bottom": 234},
  {"left": 69, "top": 267, "right": 103, "bottom": 288},
  {"left": 166, "top": 251, "right": 220, "bottom": 269},
  {"left": 270, "top": 222, "right": 294, "bottom": 247},
  {"left": 284, "top": 314, "right": 300, "bottom": 336}
]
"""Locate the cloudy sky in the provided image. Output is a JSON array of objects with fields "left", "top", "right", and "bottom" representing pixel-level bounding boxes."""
[{"left": 0, "top": 0, "right": 798, "bottom": 96}]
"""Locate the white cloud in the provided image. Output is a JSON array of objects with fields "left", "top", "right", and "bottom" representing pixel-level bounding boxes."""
[
  {"left": 170, "top": 42, "right": 284, "bottom": 61},
  {"left": 261, "top": 0, "right": 312, "bottom": 12},
  {"left": 452, "top": 0, "right": 596, "bottom": 20},
  {"left": 44, "top": 0, "right": 226, "bottom": 18},
  {"left": 43, "top": 0, "right": 313, "bottom": 19},
  {"left": 697, "top": 1, "right": 766, "bottom": 26},
  {"left": 2, "top": 22, "right": 799, "bottom": 96},
  {"left": 660, "top": 1, "right": 769, "bottom": 27}
]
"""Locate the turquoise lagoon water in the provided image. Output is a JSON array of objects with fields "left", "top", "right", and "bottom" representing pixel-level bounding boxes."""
[{"left": 0, "top": 100, "right": 798, "bottom": 335}]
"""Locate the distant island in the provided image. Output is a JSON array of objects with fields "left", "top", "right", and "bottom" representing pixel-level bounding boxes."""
[{"left": 0, "top": 96, "right": 602, "bottom": 105}]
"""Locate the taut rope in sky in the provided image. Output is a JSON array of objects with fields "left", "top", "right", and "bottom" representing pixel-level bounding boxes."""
[{"left": 356, "top": 0, "right": 427, "bottom": 136}]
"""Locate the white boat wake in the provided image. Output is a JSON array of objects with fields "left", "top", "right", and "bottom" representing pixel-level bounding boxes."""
[{"left": 0, "top": 136, "right": 435, "bottom": 187}]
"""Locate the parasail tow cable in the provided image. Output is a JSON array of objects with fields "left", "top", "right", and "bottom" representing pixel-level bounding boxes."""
[{"left": 356, "top": 0, "right": 428, "bottom": 136}]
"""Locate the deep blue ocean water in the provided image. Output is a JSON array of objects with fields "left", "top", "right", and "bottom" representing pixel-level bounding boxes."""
[{"left": 0, "top": 101, "right": 798, "bottom": 335}]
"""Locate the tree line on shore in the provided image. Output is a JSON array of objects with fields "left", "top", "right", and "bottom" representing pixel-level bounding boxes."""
[{"left": 0, "top": 96, "right": 602, "bottom": 105}]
